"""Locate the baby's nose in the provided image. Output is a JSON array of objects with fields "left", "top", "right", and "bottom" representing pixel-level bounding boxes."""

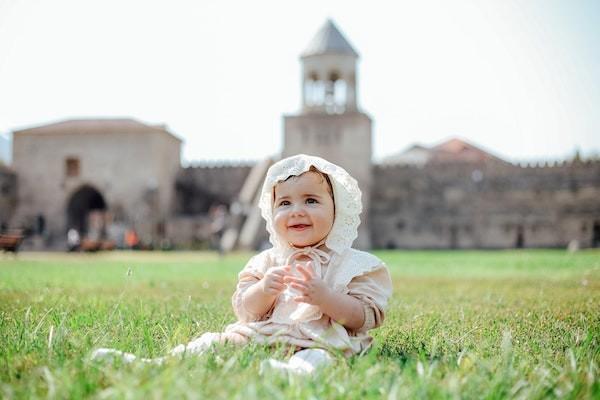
[{"left": 290, "top": 204, "right": 306, "bottom": 215}]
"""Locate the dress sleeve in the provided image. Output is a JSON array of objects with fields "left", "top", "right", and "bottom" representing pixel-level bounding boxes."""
[
  {"left": 346, "top": 265, "right": 393, "bottom": 333},
  {"left": 231, "top": 252, "right": 271, "bottom": 322}
]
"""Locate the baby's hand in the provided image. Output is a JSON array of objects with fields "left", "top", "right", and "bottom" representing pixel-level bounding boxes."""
[
  {"left": 284, "top": 262, "right": 331, "bottom": 306},
  {"left": 260, "top": 265, "right": 291, "bottom": 296}
]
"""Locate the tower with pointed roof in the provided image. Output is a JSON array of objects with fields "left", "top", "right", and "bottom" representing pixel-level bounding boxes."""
[
  {"left": 283, "top": 19, "right": 373, "bottom": 248},
  {"left": 300, "top": 19, "right": 359, "bottom": 114}
]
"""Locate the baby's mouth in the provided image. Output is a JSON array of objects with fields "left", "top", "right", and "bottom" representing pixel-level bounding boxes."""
[{"left": 289, "top": 224, "right": 311, "bottom": 231}]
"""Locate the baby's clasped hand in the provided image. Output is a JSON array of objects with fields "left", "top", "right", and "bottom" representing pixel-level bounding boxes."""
[
  {"left": 284, "top": 261, "right": 332, "bottom": 307},
  {"left": 260, "top": 265, "right": 291, "bottom": 296}
]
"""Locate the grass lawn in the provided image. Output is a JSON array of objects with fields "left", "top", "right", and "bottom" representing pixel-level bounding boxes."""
[{"left": 0, "top": 249, "right": 598, "bottom": 399}]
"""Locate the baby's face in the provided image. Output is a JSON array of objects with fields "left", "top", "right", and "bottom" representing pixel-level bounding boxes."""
[{"left": 272, "top": 171, "right": 335, "bottom": 248}]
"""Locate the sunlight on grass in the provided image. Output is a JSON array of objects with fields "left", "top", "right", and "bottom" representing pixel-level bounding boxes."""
[{"left": 0, "top": 250, "right": 598, "bottom": 398}]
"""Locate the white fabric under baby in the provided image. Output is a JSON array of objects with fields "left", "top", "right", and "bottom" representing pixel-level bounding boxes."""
[
  {"left": 170, "top": 332, "right": 221, "bottom": 356},
  {"left": 262, "top": 348, "right": 333, "bottom": 375},
  {"left": 91, "top": 333, "right": 220, "bottom": 365},
  {"left": 90, "top": 348, "right": 165, "bottom": 365}
]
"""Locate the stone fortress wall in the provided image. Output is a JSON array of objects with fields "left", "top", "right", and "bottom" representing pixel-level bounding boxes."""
[
  {"left": 370, "top": 158, "right": 600, "bottom": 249},
  {"left": 170, "top": 155, "right": 600, "bottom": 250}
]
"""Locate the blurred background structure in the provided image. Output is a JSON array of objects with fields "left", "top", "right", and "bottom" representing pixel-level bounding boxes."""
[{"left": 1, "top": 16, "right": 599, "bottom": 251}]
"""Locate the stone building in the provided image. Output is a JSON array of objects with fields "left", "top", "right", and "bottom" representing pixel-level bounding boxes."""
[{"left": 11, "top": 119, "right": 181, "bottom": 248}]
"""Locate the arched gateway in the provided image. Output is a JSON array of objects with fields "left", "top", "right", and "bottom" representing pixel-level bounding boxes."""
[{"left": 66, "top": 185, "right": 107, "bottom": 236}]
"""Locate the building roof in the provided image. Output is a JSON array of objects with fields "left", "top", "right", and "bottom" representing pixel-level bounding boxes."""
[
  {"left": 380, "top": 144, "right": 431, "bottom": 166},
  {"left": 301, "top": 19, "right": 359, "bottom": 58},
  {"left": 430, "top": 138, "right": 505, "bottom": 163},
  {"left": 12, "top": 118, "right": 182, "bottom": 142},
  {"left": 381, "top": 138, "right": 506, "bottom": 166}
]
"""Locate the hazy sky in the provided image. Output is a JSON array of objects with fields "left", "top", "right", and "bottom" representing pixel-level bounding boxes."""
[{"left": 1, "top": 0, "right": 598, "bottom": 164}]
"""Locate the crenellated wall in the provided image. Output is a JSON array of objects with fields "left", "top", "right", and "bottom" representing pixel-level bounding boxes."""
[{"left": 371, "top": 159, "right": 600, "bottom": 249}]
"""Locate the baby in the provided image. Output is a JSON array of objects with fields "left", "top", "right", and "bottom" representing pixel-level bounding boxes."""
[{"left": 93, "top": 154, "right": 393, "bottom": 374}]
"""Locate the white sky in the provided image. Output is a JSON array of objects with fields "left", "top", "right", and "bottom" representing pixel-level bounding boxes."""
[{"left": 0, "top": 0, "right": 598, "bottom": 164}]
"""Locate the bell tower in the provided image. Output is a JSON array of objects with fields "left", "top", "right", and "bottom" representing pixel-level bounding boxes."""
[
  {"left": 300, "top": 19, "right": 359, "bottom": 115},
  {"left": 283, "top": 19, "right": 373, "bottom": 248}
]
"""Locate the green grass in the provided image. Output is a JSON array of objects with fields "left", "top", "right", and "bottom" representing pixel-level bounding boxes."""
[{"left": 0, "top": 249, "right": 598, "bottom": 399}]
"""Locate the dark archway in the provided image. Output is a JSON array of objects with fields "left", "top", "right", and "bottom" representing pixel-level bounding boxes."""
[
  {"left": 66, "top": 185, "right": 107, "bottom": 235},
  {"left": 515, "top": 225, "right": 525, "bottom": 248},
  {"left": 593, "top": 221, "right": 600, "bottom": 248}
]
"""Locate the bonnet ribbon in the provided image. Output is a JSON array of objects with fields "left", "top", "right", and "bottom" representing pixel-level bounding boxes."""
[{"left": 285, "top": 239, "right": 331, "bottom": 276}]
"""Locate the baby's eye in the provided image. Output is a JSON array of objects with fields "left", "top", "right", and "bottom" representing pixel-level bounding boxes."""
[
  {"left": 306, "top": 198, "right": 318, "bottom": 204},
  {"left": 278, "top": 200, "right": 291, "bottom": 207}
]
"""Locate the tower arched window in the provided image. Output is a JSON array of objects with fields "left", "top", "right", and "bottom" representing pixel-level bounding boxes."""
[
  {"left": 305, "top": 72, "right": 325, "bottom": 107},
  {"left": 324, "top": 71, "right": 346, "bottom": 114},
  {"left": 312, "top": 80, "right": 325, "bottom": 106},
  {"left": 334, "top": 80, "right": 347, "bottom": 112}
]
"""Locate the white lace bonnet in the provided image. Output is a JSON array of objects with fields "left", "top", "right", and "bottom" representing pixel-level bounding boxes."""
[{"left": 258, "top": 154, "right": 362, "bottom": 255}]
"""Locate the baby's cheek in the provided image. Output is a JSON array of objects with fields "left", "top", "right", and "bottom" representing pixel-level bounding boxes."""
[{"left": 272, "top": 212, "right": 287, "bottom": 233}]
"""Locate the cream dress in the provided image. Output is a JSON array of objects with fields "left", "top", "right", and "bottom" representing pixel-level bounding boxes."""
[{"left": 224, "top": 246, "right": 392, "bottom": 356}]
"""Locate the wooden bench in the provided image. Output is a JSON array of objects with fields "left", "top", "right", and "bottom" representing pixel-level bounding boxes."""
[
  {"left": 0, "top": 234, "right": 24, "bottom": 253},
  {"left": 80, "top": 239, "right": 101, "bottom": 252},
  {"left": 80, "top": 239, "right": 116, "bottom": 252},
  {"left": 100, "top": 240, "right": 116, "bottom": 251}
]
